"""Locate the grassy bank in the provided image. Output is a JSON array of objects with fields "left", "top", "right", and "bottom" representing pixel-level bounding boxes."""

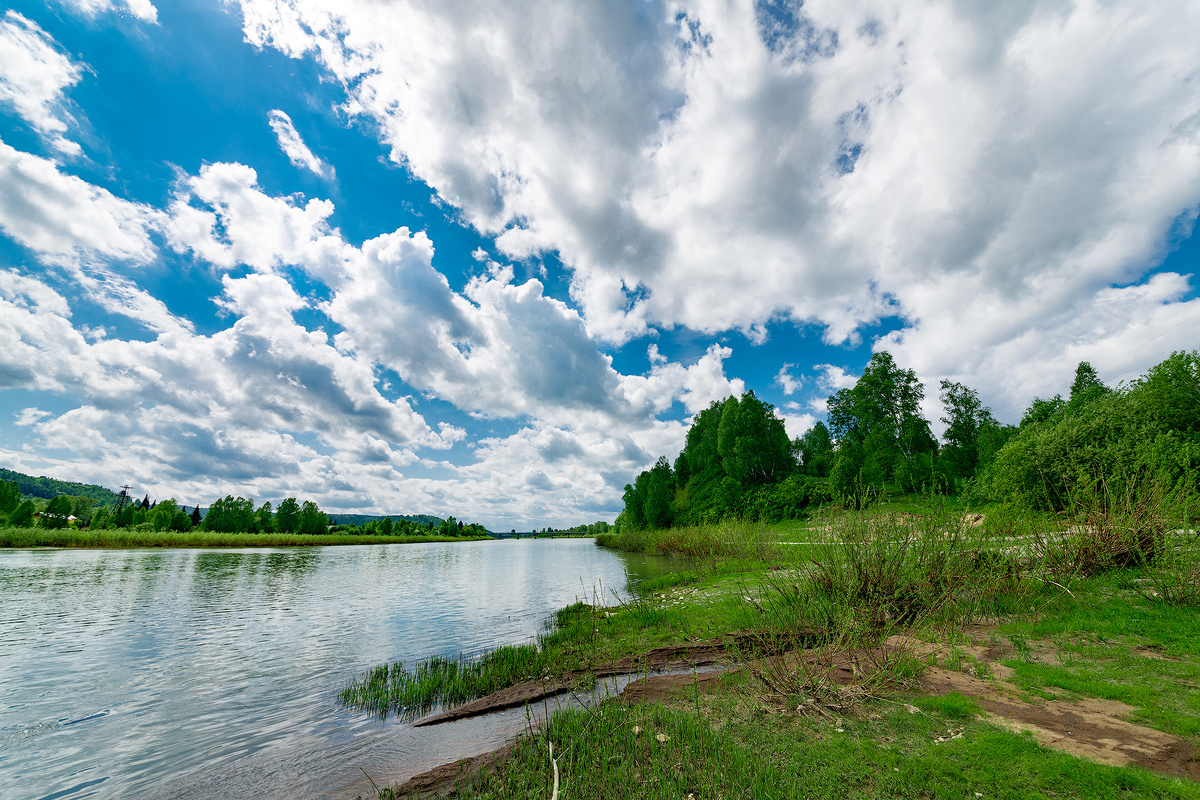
[
  {"left": 464, "top": 689, "right": 1196, "bottom": 800},
  {"left": 0, "top": 526, "right": 491, "bottom": 549},
  {"left": 350, "top": 495, "right": 1200, "bottom": 798}
]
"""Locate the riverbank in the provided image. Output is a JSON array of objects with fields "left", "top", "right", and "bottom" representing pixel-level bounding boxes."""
[
  {"left": 0, "top": 526, "right": 492, "bottom": 548},
  {"left": 349, "top": 498, "right": 1200, "bottom": 798}
]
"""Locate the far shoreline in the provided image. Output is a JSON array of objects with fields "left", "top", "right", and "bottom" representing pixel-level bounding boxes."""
[{"left": 0, "top": 527, "right": 494, "bottom": 549}]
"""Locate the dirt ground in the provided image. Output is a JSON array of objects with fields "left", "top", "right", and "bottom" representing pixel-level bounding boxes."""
[{"left": 889, "top": 635, "right": 1200, "bottom": 781}]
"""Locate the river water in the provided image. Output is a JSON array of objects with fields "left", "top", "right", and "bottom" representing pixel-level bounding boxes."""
[{"left": 0, "top": 538, "right": 672, "bottom": 800}]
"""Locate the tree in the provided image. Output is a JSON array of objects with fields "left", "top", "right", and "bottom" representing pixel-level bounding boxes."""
[
  {"left": 938, "top": 380, "right": 998, "bottom": 481},
  {"left": 10, "top": 499, "right": 35, "bottom": 527},
  {"left": 643, "top": 457, "right": 674, "bottom": 529},
  {"left": 1020, "top": 395, "right": 1064, "bottom": 428},
  {"left": 1134, "top": 350, "right": 1200, "bottom": 435},
  {"left": 90, "top": 506, "right": 110, "bottom": 529},
  {"left": 379, "top": 516, "right": 394, "bottom": 536},
  {"left": 189, "top": 505, "right": 202, "bottom": 527},
  {"left": 298, "top": 500, "right": 327, "bottom": 535},
  {"left": 0, "top": 480, "right": 20, "bottom": 516},
  {"left": 827, "top": 352, "right": 935, "bottom": 486},
  {"left": 203, "top": 496, "right": 255, "bottom": 533},
  {"left": 797, "top": 422, "right": 834, "bottom": 477},
  {"left": 148, "top": 499, "right": 181, "bottom": 531},
  {"left": 829, "top": 437, "right": 868, "bottom": 509},
  {"left": 42, "top": 495, "right": 73, "bottom": 528},
  {"left": 1068, "top": 361, "right": 1108, "bottom": 409},
  {"left": 621, "top": 477, "right": 647, "bottom": 530},
  {"left": 717, "top": 391, "right": 794, "bottom": 487},
  {"left": 276, "top": 497, "right": 301, "bottom": 533},
  {"left": 254, "top": 502, "right": 275, "bottom": 533}
]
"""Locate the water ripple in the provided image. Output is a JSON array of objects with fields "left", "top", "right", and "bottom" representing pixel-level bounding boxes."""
[{"left": 0, "top": 540, "right": 675, "bottom": 800}]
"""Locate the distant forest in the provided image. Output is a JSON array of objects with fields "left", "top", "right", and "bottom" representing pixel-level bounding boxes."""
[
  {"left": 0, "top": 467, "right": 489, "bottom": 537},
  {"left": 618, "top": 350, "right": 1200, "bottom": 530}
]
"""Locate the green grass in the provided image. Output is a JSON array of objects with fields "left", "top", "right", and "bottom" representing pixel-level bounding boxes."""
[
  {"left": 340, "top": 644, "right": 549, "bottom": 720},
  {"left": 0, "top": 526, "right": 489, "bottom": 549},
  {"left": 443, "top": 691, "right": 1198, "bottom": 799},
  {"left": 596, "top": 519, "right": 780, "bottom": 561},
  {"left": 998, "top": 569, "right": 1200, "bottom": 738}
]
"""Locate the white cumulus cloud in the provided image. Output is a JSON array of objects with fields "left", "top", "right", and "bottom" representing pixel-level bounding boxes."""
[{"left": 233, "top": 0, "right": 1200, "bottom": 407}]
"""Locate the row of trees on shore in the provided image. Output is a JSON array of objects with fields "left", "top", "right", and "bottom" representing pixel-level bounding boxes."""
[
  {"left": 618, "top": 350, "right": 1200, "bottom": 529},
  {"left": 0, "top": 484, "right": 489, "bottom": 538}
]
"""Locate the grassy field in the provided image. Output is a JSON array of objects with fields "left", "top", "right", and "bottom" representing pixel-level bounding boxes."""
[
  {"left": 346, "top": 495, "right": 1200, "bottom": 799},
  {"left": 0, "top": 526, "right": 491, "bottom": 549}
]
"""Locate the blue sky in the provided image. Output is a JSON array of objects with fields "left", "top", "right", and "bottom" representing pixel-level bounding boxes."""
[{"left": 1, "top": 0, "right": 1198, "bottom": 529}]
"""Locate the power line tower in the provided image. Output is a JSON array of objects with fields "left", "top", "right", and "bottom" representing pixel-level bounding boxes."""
[{"left": 114, "top": 485, "right": 132, "bottom": 514}]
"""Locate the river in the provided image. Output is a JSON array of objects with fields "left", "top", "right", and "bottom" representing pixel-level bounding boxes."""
[{"left": 0, "top": 538, "right": 672, "bottom": 800}]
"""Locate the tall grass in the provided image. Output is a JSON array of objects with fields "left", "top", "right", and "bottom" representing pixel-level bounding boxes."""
[
  {"left": 596, "top": 519, "right": 778, "bottom": 561},
  {"left": 743, "top": 503, "right": 1036, "bottom": 711},
  {"left": 339, "top": 644, "right": 547, "bottom": 720},
  {"left": 0, "top": 526, "right": 483, "bottom": 549}
]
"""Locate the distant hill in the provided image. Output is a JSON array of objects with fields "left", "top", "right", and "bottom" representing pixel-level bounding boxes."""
[
  {"left": 0, "top": 467, "right": 123, "bottom": 506},
  {"left": 329, "top": 513, "right": 445, "bottom": 527}
]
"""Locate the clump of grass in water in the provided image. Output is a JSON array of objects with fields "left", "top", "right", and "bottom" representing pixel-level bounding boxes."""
[{"left": 340, "top": 643, "right": 547, "bottom": 720}]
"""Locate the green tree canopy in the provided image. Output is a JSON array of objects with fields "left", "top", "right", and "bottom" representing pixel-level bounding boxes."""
[
  {"left": 796, "top": 422, "right": 833, "bottom": 477},
  {"left": 1068, "top": 361, "right": 1108, "bottom": 409},
  {"left": 203, "top": 496, "right": 255, "bottom": 533},
  {"left": 717, "top": 391, "right": 794, "bottom": 487},
  {"left": 10, "top": 499, "right": 35, "bottom": 527},
  {"left": 298, "top": 500, "right": 327, "bottom": 535},
  {"left": 826, "top": 352, "right": 935, "bottom": 487},
  {"left": 41, "top": 494, "right": 73, "bottom": 529},
  {"left": 938, "top": 380, "right": 1005, "bottom": 481},
  {"left": 276, "top": 497, "right": 301, "bottom": 533},
  {"left": 0, "top": 480, "right": 21, "bottom": 516}
]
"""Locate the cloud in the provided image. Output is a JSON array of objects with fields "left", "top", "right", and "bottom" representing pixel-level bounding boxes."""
[
  {"left": 774, "top": 364, "right": 802, "bottom": 395},
  {"left": 61, "top": 0, "right": 159, "bottom": 24},
  {"left": 163, "top": 161, "right": 743, "bottom": 433},
  {"left": 267, "top": 109, "right": 330, "bottom": 177},
  {"left": 233, "top": 0, "right": 1200, "bottom": 395},
  {"left": 620, "top": 343, "right": 746, "bottom": 418},
  {"left": 0, "top": 138, "right": 162, "bottom": 263},
  {"left": 780, "top": 410, "right": 817, "bottom": 440},
  {"left": 0, "top": 12, "right": 85, "bottom": 155},
  {"left": 815, "top": 363, "right": 856, "bottom": 392}
]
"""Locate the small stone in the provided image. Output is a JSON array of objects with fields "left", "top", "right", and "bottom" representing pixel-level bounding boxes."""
[
  {"left": 633, "top": 726, "right": 642, "bottom": 736},
  {"left": 656, "top": 732, "right": 670, "bottom": 742}
]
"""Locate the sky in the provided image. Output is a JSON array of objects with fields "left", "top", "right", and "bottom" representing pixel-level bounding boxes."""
[{"left": 0, "top": 0, "right": 1198, "bottom": 530}]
